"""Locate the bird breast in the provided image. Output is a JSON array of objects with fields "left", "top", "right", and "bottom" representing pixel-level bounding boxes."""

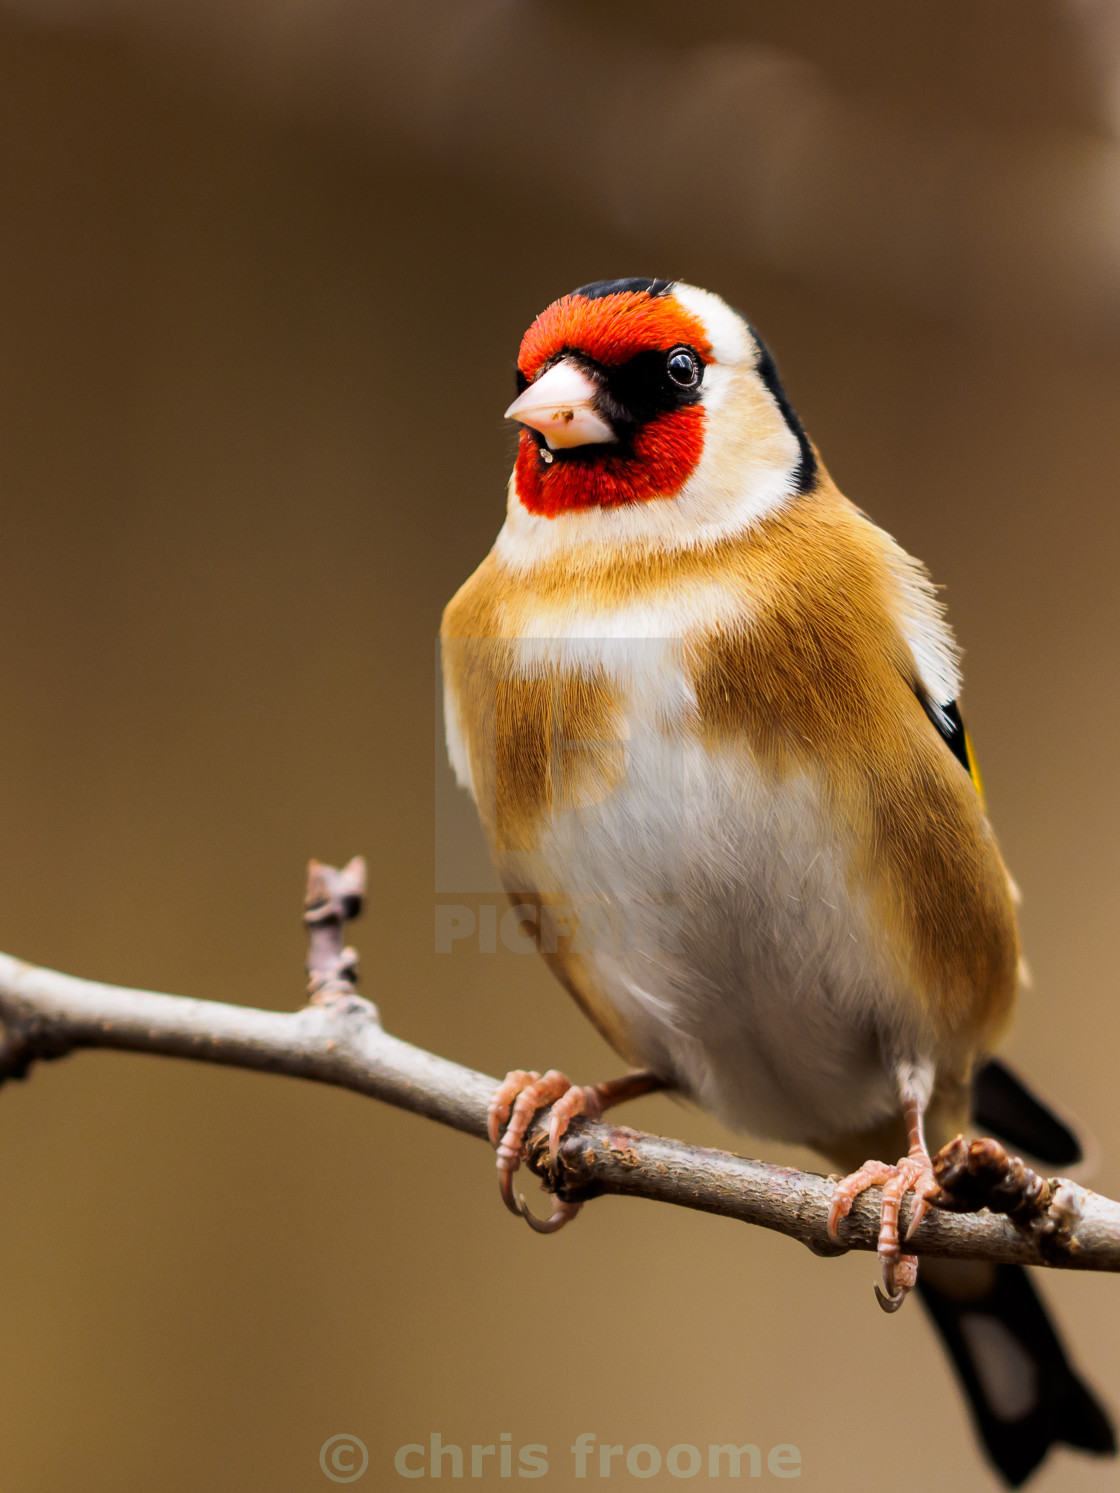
[
  {"left": 440, "top": 491, "right": 1018, "bottom": 1148},
  {"left": 443, "top": 604, "right": 917, "bottom": 1147}
]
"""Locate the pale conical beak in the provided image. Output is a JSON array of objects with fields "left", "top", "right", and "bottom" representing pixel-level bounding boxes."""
[{"left": 503, "top": 358, "right": 615, "bottom": 450}]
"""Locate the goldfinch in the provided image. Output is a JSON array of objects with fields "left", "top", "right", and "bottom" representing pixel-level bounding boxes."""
[{"left": 440, "top": 279, "right": 1115, "bottom": 1486}]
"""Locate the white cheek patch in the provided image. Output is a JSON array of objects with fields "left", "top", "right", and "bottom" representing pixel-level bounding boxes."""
[
  {"left": 496, "top": 287, "right": 801, "bottom": 566},
  {"left": 496, "top": 377, "right": 800, "bottom": 568},
  {"left": 672, "top": 283, "right": 753, "bottom": 367},
  {"left": 695, "top": 360, "right": 735, "bottom": 416}
]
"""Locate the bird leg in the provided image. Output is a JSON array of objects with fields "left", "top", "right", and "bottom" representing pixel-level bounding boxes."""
[
  {"left": 487, "top": 1068, "right": 667, "bottom": 1233},
  {"left": 828, "top": 1087, "right": 939, "bottom": 1313}
]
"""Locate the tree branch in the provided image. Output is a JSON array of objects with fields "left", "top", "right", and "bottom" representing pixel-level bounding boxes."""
[{"left": 0, "top": 860, "right": 1117, "bottom": 1274}]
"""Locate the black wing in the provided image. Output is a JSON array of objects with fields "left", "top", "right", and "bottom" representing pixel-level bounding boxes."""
[{"left": 919, "top": 695, "right": 975, "bottom": 780}]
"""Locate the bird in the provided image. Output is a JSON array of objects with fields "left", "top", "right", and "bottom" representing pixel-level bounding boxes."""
[{"left": 439, "top": 277, "right": 1116, "bottom": 1486}]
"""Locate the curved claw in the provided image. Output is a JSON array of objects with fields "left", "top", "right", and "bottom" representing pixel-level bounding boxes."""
[
  {"left": 498, "top": 1168, "right": 581, "bottom": 1233},
  {"left": 903, "top": 1191, "right": 933, "bottom": 1242},
  {"left": 488, "top": 1067, "right": 661, "bottom": 1235},
  {"left": 520, "top": 1198, "right": 582, "bottom": 1234},
  {"left": 831, "top": 1144, "right": 935, "bottom": 1312},
  {"left": 875, "top": 1283, "right": 908, "bottom": 1314},
  {"left": 498, "top": 1166, "right": 526, "bottom": 1219},
  {"left": 874, "top": 1247, "right": 918, "bottom": 1313}
]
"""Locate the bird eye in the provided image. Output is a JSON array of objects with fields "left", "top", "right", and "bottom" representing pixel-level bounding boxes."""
[{"left": 666, "top": 347, "right": 702, "bottom": 389}]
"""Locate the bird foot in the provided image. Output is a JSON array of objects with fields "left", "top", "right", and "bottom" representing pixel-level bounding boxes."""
[
  {"left": 487, "top": 1069, "right": 602, "bottom": 1234},
  {"left": 828, "top": 1151, "right": 939, "bottom": 1312}
]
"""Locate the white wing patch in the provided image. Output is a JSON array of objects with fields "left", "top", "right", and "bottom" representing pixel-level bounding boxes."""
[
  {"left": 442, "top": 675, "right": 475, "bottom": 796},
  {"left": 880, "top": 532, "right": 962, "bottom": 715}
]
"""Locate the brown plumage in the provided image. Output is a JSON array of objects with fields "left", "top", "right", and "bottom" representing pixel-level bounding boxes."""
[
  {"left": 443, "top": 470, "right": 1018, "bottom": 1087},
  {"left": 443, "top": 278, "right": 1114, "bottom": 1485}
]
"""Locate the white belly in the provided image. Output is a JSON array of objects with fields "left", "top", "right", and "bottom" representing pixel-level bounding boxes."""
[{"left": 471, "top": 628, "right": 921, "bottom": 1149}]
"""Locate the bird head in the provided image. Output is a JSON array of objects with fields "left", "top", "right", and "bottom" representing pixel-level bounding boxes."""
[{"left": 503, "top": 279, "right": 817, "bottom": 543}]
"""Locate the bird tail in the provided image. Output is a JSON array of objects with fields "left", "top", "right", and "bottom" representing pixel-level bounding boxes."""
[
  {"left": 971, "top": 1058, "right": 1082, "bottom": 1167},
  {"left": 918, "top": 1259, "right": 1116, "bottom": 1486}
]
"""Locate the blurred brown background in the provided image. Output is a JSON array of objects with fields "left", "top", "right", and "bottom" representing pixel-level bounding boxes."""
[{"left": 0, "top": 3, "right": 1118, "bottom": 1490}]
